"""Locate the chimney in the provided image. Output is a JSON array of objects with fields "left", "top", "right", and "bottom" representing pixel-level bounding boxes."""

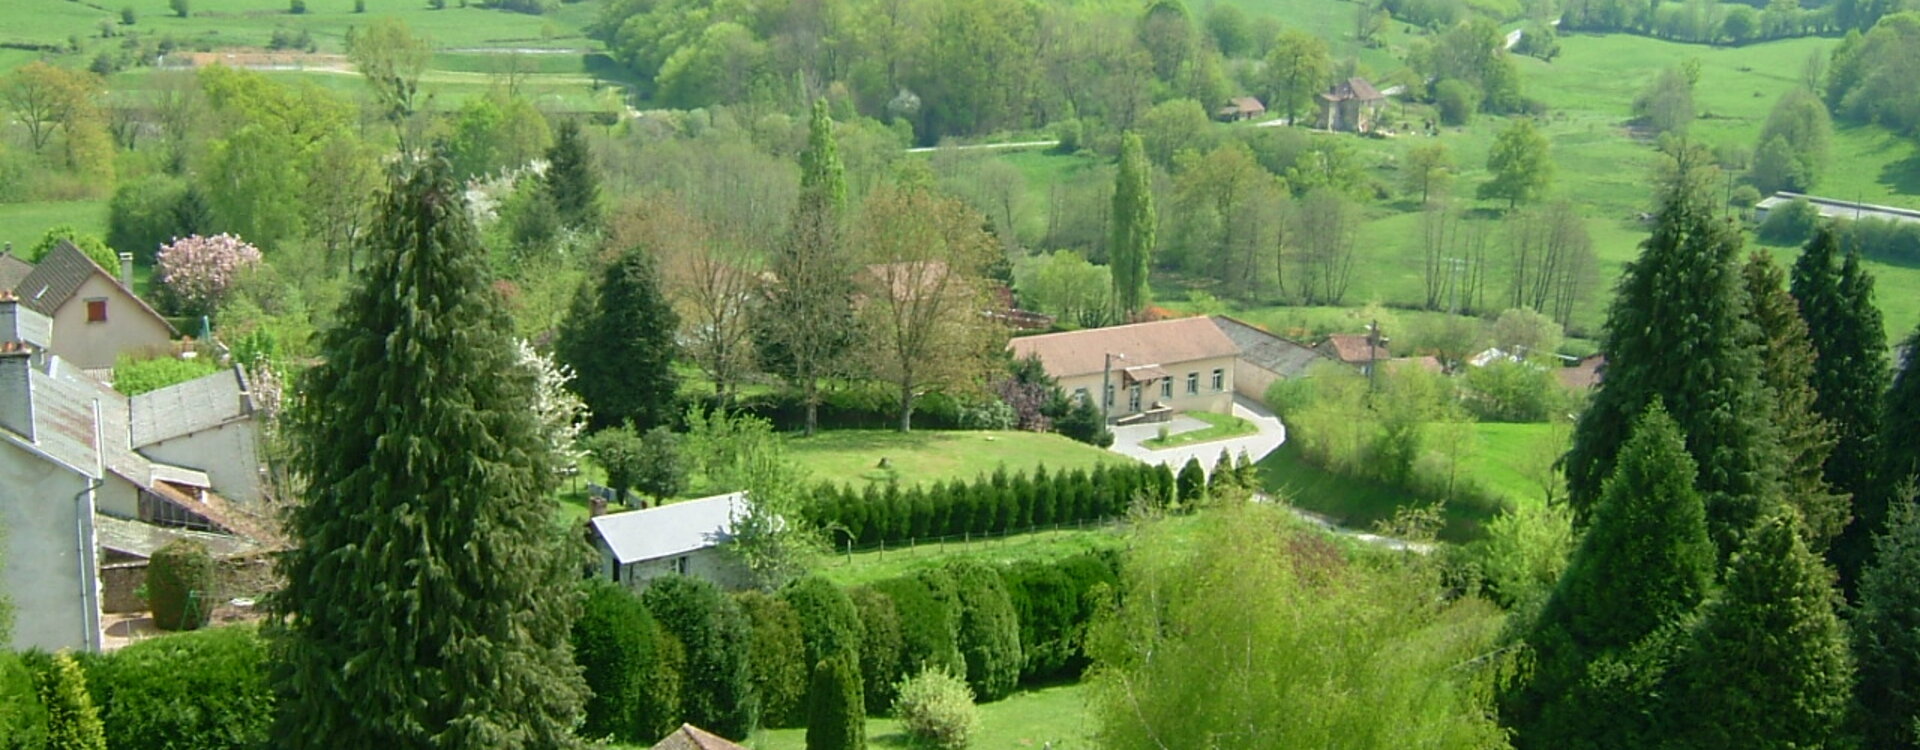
[
  {"left": 0, "top": 345, "right": 32, "bottom": 441},
  {"left": 589, "top": 496, "right": 608, "bottom": 517},
  {"left": 119, "top": 252, "right": 135, "bottom": 289}
]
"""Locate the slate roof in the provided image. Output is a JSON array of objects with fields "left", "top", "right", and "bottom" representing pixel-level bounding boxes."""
[
  {"left": 94, "top": 513, "right": 258, "bottom": 559},
  {"left": 0, "top": 352, "right": 151, "bottom": 485},
  {"left": 1008, "top": 317, "right": 1241, "bottom": 379},
  {"left": 0, "top": 252, "right": 32, "bottom": 292},
  {"left": 1211, "top": 316, "right": 1329, "bottom": 378},
  {"left": 651, "top": 724, "right": 748, "bottom": 750},
  {"left": 0, "top": 297, "right": 53, "bottom": 350},
  {"left": 590, "top": 492, "right": 750, "bottom": 565},
  {"left": 130, "top": 365, "right": 252, "bottom": 447},
  {"left": 11, "top": 241, "right": 176, "bottom": 334}
]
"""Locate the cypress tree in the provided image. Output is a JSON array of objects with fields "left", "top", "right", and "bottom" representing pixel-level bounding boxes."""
[
  {"left": 557, "top": 242, "right": 681, "bottom": 431},
  {"left": 1517, "top": 405, "right": 1715, "bottom": 746},
  {"left": 1110, "top": 132, "right": 1155, "bottom": 319},
  {"left": 542, "top": 118, "right": 600, "bottom": 230},
  {"left": 573, "top": 581, "right": 661, "bottom": 742},
  {"left": 37, "top": 651, "right": 105, "bottom": 750},
  {"left": 643, "top": 575, "right": 757, "bottom": 737},
  {"left": 758, "top": 99, "right": 857, "bottom": 436},
  {"left": 736, "top": 591, "right": 809, "bottom": 729},
  {"left": 1742, "top": 251, "right": 1844, "bottom": 546},
  {"left": 1562, "top": 169, "right": 1779, "bottom": 559},
  {"left": 1667, "top": 512, "right": 1853, "bottom": 748},
  {"left": 781, "top": 575, "right": 864, "bottom": 667},
  {"left": 849, "top": 587, "right": 905, "bottom": 715},
  {"left": 1176, "top": 457, "right": 1207, "bottom": 505},
  {"left": 268, "top": 160, "right": 586, "bottom": 749},
  {"left": 1884, "top": 324, "right": 1920, "bottom": 516},
  {"left": 804, "top": 653, "right": 865, "bottom": 750},
  {"left": 1855, "top": 495, "right": 1920, "bottom": 749}
]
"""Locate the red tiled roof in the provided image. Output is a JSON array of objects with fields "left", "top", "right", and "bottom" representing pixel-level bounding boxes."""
[
  {"left": 1008, "top": 317, "right": 1240, "bottom": 379},
  {"left": 651, "top": 724, "right": 748, "bottom": 750},
  {"left": 1321, "top": 333, "right": 1389, "bottom": 364}
]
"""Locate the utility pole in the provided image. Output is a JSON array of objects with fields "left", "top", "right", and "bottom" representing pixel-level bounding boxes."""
[
  {"left": 1366, "top": 319, "right": 1387, "bottom": 393},
  {"left": 1102, "top": 351, "right": 1126, "bottom": 424}
]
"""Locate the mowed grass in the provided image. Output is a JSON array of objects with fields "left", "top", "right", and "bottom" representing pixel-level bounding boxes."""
[
  {"left": 787, "top": 430, "right": 1129, "bottom": 489},
  {"left": 815, "top": 519, "right": 1133, "bottom": 586},
  {"left": 1257, "top": 440, "right": 1495, "bottom": 542},
  {"left": 3, "top": 0, "right": 604, "bottom": 53},
  {"left": 0, "top": 200, "right": 109, "bottom": 250},
  {"left": 1457, "top": 421, "right": 1567, "bottom": 509}
]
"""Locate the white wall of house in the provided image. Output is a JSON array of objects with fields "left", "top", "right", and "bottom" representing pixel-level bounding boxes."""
[
  {"left": 140, "top": 423, "right": 262, "bottom": 507},
  {"left": 96, "top": 474, "right": 140, "bottom": 520},
  {"left": 47, "top": 275, "right": 172, "bottom": 371},
  {"left": 0, "top": 440, "right": 99, "bottom": 652},
  {"left": 1055, "top": 354, "right": 1238, "bottom": 420},
  {"left": 594, "top": 540, "right": 751, "bottom": 591},
  {"left": 1233, "top": 359, "right": 1279, "bottom": 403}
]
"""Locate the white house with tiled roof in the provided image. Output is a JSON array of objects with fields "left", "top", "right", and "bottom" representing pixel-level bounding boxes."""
[{"left": 1008, "top": 317, "right": 1242, "bottom": 423}]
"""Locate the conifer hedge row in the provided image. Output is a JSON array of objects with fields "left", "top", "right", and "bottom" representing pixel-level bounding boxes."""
[{"left": 804, "top": 463, "right": 1177, "bottom": 548}]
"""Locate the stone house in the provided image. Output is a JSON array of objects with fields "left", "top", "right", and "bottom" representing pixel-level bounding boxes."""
[
  {"left": 1007, "top": 316, "right": 1241, "bottom": 424},
  {"left": 1318, "top": 77, "right": 1387, "bottom": 133}
]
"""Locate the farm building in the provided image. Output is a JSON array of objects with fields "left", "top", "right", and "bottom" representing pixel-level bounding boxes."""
[{"left": 589, "top": 491, "right": 754, "bottom": 590}]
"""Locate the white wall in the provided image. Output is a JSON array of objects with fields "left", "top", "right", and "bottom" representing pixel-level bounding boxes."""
[
  {"left": 48, "top": 274, "right": 172, "bottom": 371},
  {"left": 0, "top": 441, "right": 98, "bottom": 652},
  {"left": 595, "top": 540, "right": 751, "bottom": 591},
  {"left": 1056, "top": 354, "right": 1238, "bottom": 420},
  {"left": 140, "top": 422, "right": 262, "bottom": 507},
  {"left": 1234, "top": 360, "right": 1278, "bottom": 403},
  {"left": 96, "top": 474, "right": 139, "bottom": 520}
]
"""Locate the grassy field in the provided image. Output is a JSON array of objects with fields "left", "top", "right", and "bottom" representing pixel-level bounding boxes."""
[
  {"left": 1458, "top": 421, "right": 1566, "bottom": 509},
  {"left": 1143, "top": 410, "right": 1257, "bottom": 448},
  {"left": 1257, "top": 440, "right": 1496, "bottom": 542},
  {"left": 786, "top": 430, "right": 1128, "bottom": 489},
  {"left": 0, "top": 200, "right": 109, "bottom": 251},
  {"left": 3, "top": 0, "right": 603, "bottom": 53},
  {"left": 625, "top": 680, "right": 1096, "bottom": 750}
]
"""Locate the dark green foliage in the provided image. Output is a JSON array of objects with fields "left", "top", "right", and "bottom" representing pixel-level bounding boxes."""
[
  {"left": 642, "top": 575, "right": 757, "bottom": 737},
  {"left": 558, "top": 243, "right": 681, "bottom": 432},
  {"left": 805, "top": 653, "right": 865, "bottom": 750},
  {"left": 146, "top": 539, "right": 215, "bottom": 631},
  {"left": 1516, "top": 406, "right": 1716, "bottom": 745},
  {"left": 942, "top": 560, "right": 1022, "bottom": 701},
  {"left": 84, "top": 626, "right": 271, "bottom": 749},
  {"left": 1758, "top": 197, "right": 1821, "bottom": 244},
  {"left": 757, "top": 99, "right": 856, "bottom": 437},
  {"left": 736, "top": 591, "right": 809, "bottom": 729},
  {"left": 1884, "top": 325, "right": 1920, "bottom": 516},
  {"left": 1563, "top": 165, "right": 1779, "bottom": 559},
  {"left": 1176, "top": 458, "right": 1206, "bottom": 505},
  {"left": 873, "top": 573, "right": 965, "bottom": 681},
  {"left": 1667, "top": 513, "right": 1853, "bottom": 748},
  {"left": 802, "top": 464, "right": 1161, "bottom": 547},
  {"left": 1207, "top": 449, "right": 1236, "bottom": 494},
  {"left": 1855, "top": 496, "right": 1920, "bottom": 749},
  {"left": 1002, "top": 553, "right": 1119, "bottom": 681},
  {"left": 0, "top": 649, "right": 46, "bottom": 750},
  {"left": 542, "top": 118, "right": 600, "bottom": 230},
  {"left": 37, "top": 651, "right": 103, "bottom": 750},
  {"left": 573, "top": 581, "right": 665, "bottom": 742},
  {"left": 848, "top": 587, "right": 904, "bottom": 715},
  {"left": 1053, "top": 397, "right": 1113, "bottom": 447},
  {"left": 1742, "top": 251, "right": 1844, "bottom": 547},
  {"left": 268, "top": 160, "right": 585, "bottom": 749},
  {"left": 782, "top": 576, "right": 864, "bottom": 668},
  {"left": 108, "top": 174, "right": 192, "bottom": 264}
]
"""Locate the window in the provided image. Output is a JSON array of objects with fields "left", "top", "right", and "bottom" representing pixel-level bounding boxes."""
[
  {"left": 85, "top": 298, "right": 107, "bottom": 323},
  {"left": 1186, "top": 372, "right": 1199, "bottom": 395},
  {"left": 1212, "top": 368, "right": 1225, "bottom": 391},
  {"left": 1128, "top": 384, "right": 1143, "bottom": 412},
  {"left": 1161, "top": 379, "right": 1173, "bottom": 399},
  {"left": 674, "top": 556, "right": 690, "bottom": 575},
  {"left": 1073, "top": 387, "right": 1089, "bottom": 404}
]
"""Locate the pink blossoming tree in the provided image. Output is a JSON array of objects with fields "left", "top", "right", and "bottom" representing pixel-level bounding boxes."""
[{"left": 156, "top": 233, "right": 263, "bottom": 317}]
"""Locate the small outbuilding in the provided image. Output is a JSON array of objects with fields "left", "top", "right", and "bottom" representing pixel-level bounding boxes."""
[
  {"left": 1318, "top": 77, "right": 1387, "bottom": 133},
  {"left": 1216, "top": 96, "right": 1267, "bottom": 122},
  {"left": 588, "top": 491, "right": 753, "bottom": 590},
  {"left": 651, "top": 724, "right": 748, "bottom": 750},
  {"left": 1210, "top": 316, "right": 1331, "bottom": 401}
]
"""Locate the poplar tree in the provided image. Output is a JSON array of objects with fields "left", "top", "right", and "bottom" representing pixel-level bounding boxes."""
[
  {"left": 543, "top": 118, "right": 601, "bottom": 230},
  {"left": 269, "top": 160, "right": 586, "bottom": 749},
  {"left": 557, "top": 242, "right": 682, "bottom": 432},
  {"left": 1855, "top": 495, "right": 1920, "bottom": 749},
  {"left": 758, "top": 99, "right": 856, "bottom": 436},
  {"left": 1562, "top": 163, "right": 1779, "bottom": 559},
  {"left": 1110, "top": 132, "right": 1155, "bottom": 320},
  {"left": 1742, "top": 251, "right": 1843, "bottom": 546}
]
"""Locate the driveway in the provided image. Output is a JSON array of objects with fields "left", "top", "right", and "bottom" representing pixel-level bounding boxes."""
[{"left": 1108, "top": 395, "right": 1287, "bottom": 475}]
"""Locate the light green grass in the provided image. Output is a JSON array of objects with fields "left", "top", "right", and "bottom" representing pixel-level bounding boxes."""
[
  {"left": 814, "top": 519, "right": 1134, "bottom": 587},
  {"left": 786, "top": 430, "right": 1129, "bottom": 489},
  {"left": 2, "top": 0, "right": 604, "bottom": 54},
  {"left": 1257, "top": 440, "right": 1492, "bottom": 542},
  {"left": 742, "top": 680, "right": 1097, "bottom": 750},
  {"left": 0, "top": 200, "right": 109, "bottom": 250},
  {"left": 1142, "top": 410, "right": 1256, "bottom": 448},
  {"left": 1458, "top": 421, "right": 1567, "bottom": 509}
]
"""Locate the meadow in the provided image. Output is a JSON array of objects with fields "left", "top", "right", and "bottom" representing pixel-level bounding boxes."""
[{"left": 784, "top": 429, "right": 1127, "bottom": 489}]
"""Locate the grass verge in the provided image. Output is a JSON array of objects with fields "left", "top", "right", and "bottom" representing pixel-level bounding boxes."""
[
  {"left": 1142, "top": 411, "right": 1257, "bottom": 449},
  {"left": 786, "top": 429, "right": 1127, "bottom": 489}
]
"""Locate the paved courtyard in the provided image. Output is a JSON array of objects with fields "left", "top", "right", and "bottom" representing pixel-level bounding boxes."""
[{"left": 1108, "top": 395, "right": 1288, "bottom": 474}]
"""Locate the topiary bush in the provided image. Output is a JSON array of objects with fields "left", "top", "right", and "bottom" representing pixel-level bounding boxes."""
[
  {"left": 573, "top": 581, "right": 666, "bottom": 742},
  {"left": 1176, "top": 457, "right": 1207, "bottom": 506},
  {"left": 941, "top": 561, "right": 1022, "bottom": 702},
  {"left": 736, "top": 590, "right": 809, "bottom": 729},
  {"left": 894, "top": 668, "right": 977, "bottom": 750},
  {"left": 782, "top": 575, "right": 864, "bottom": 667},
  {"left": 642, "top": 575, "right": 757, "bottom": 737},
  {"left": 804, "top": 652, "right": 865, "bottom": 750},
  {"left": 1001, "top": 552, "right": 1120, "bottom": 681},
  {"left": 848, "top": 586, "right": 904, "bottom": 715},
  {"left": 874, "top": 572, "right": 964, "bottom": 683},
  {"left": 146, "top": 539, "right": 216, "bottom": 631},
  {"left": 82, "top": 626, "right": 270, "bottom": 749}
]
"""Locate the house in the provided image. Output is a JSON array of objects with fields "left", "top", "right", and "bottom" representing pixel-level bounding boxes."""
[
  {"left": 1317, "top": 332, "right": 1391, "bottom": 374},
  {"left": 1007, "top": 316, "right": 1241, "bottom": 424},
  {"left": 651, "top": 724, "right": 748, "bottom": 750},
  {"left": 1216, "top": 96, "right": 1267, "bottom": 122},
  {"left": 0, "top": 250, "right": 32, "bottom": 292},
  {"left": 589, "top": 491, "right": 754, "bottom": 590},
  {"left": 1752, "top": 192, "right": 1920, "bottom": 226},
  {"left": 1556, "top": 353, "right": 1605, "bottom": 391},
  {"left": 131, "top": 365, "right": 264, "bottom": 506},
  {"left": 7, "top": 241, "right": 176, "bottom": 371},
  {"left": 1318, "top": 77, "right": 1387, "bottom": 133},
  {"left": 1210, "top": 316, "right": 1332, "bottom": 401}
]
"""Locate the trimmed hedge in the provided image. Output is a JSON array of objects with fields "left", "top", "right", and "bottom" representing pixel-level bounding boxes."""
[
  {"left": 736, "top": 591, "right": 809, "bottom": 729},
  {"left": 81, "top": 626, "right": 271, "bottom": 749},
  {"left": 872, "top": 571, "right": 965, "bottom": 692},
  {"left": 847, "top": 587, "right": 904, "bottom": 715},
  {"left": 1001, "top": 551, "right": 1121, "bottom": 681},
  {"left": 573, "top": 581, "right": 667, "bottom": 742},
  {"left": 805, "top": 463, "right": 1170, "bottom": 548},
  {"left": 942, "top": 561, "right": 1023, "bottom": 702},
  {"left": 782, "top": 576, "right": 863, "bottom": 667},
  {"left": 804, "top": 653, "right": 865, "bottom": 750},
  {"left": 147, "top": 540, "right": 216, "bottom": 631},
  {"left": 641, "top": 576, "right": 757, "bottom": 738}
]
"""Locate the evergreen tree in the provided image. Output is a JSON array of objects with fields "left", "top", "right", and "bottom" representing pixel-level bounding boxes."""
[
  {"left": 37, "top": 651, "right": 105, "bottom": 750},
  {"left": 543, "top": 118, "right": 601, "bottom": 230},
  {"left": 268, "top": 160, "right": 586, "bottom": 749},
  {"left": 805, "top": 653, "right": 865, "bottom": 750},
  {"left": 1110, "top": 132, "right": 1155, "bottom": 319},
  {"left": 574, "top": 581, "right": 661, "bottom": 743},
  {"left": 1884, "top": 324, "right": 1920, "bottom": 518},
  {"left": 1563, "top": 165, "right": 1779, "bottom": 559},
  {"left": 758, "top": 99, "right": 856, "bottom": 436},
  {"left": 1516, "top": 405, "right": 1715, "bottom": 746},
  {"left": 1855, "top": 496, "right": 1920, "bottom": 749},
  {"left": 558, "top": 242, "right": 682, "bottom": 431},
  {"left": 1742, "top": 251, "right": 1844, "bottom": 547},
  {"left": 1797, "top": 227, "right": 1892, "bottom": 592},
  {"left": 642, "top": 575, "right": 757, "bottom": 737},
  {"left": 1176, "top": 457, "right": 1206, "bottom": 505},
  {"left": 1668, "top": 512, "right": 1853, "bottom": 748}
]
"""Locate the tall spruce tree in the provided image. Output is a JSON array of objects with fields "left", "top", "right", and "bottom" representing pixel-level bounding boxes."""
[
  {"left": 1110, "top": 132, "right": 1155, "bottom": 320},
  {"left": 557, "top": 243, "right": 682, "bottom": 431},
  {"left": 269, "top": 160, "right": 586, "bottom": 749},
  {"left": 543, "top": 118, "right": 601, "bottom": 230},
  {"left": 1667, "top": 512, "right": 1853, "bottom": 748},
  {"left": 1855, "top": 495, "right": 1920, "bottom": 749},
  {"left": 1742, "top": 251, "right": 1844, "bottom": 546},
  {"left": 1797, "top": 227, "right": 1892, "bottom": 592},
  {"left": 1884, "top": 324, "right": 1920, "bottom": 516},
  {"left": 1516, "top": 405, "right": 1715, "bottom": 746},
  {"left": 757, "top": 99, "right": 856, "bottom": 436},
  {"left": 1562, "top": 163, "right": 1779, "bottom": 559}
]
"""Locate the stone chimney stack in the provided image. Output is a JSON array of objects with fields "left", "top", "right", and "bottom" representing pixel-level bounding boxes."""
[
  {"left": 0, "top": 344, "right": 33, "bottom": 441},
  {"left": 119, "top": 252, "right": 135, "bottom": 289},
  {"left": 589, "top": 496, "right": 608, "bottom": 517}
]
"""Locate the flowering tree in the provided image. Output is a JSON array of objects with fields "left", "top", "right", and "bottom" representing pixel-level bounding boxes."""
[
  {"left": 156, "top": 233, "right": 262, "bottom": 317},
  {"left": 516, "top": 338, "right": 589, "bottom": 467}
]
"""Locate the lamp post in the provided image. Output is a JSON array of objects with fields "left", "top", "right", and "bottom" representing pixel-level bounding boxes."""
[{"left": 1102, "top": 352, "right": 1126, "bottom": 424}]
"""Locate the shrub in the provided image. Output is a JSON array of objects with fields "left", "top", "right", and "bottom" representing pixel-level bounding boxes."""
[
  {"left": 1757, "top": 198, "right": 1819, "bottom": 244},
  {"left": 28, "top": 225, "right": 116, "bottom": 271},
  {"left": 942, "top": 561, "right": 1022, "bottom": 702},
  {"left": 1176, "top": 458, "right": 1207, "bottom": 505},
  {"left": 805, "top": 653, "right": 865, "bottom": 750},
  {"left": 82, "top": 626, "right": 271, "bottom": 749},
  {"left": 1434, "top": 79, "right": 1479, "bottom": 126},
  {"left": 573, "top": 581, "right": 666, "bottom": 742},
  {"left": 642, "top": 575, "right": 756, "bottom": 737},
  {"left": 146, "top": 539, "right": 216, "bottom": 631},
  {"left": 0, "top": 650, "right": 47, "bottom": 748},
  {"left": 1053, "top": 398, "right": 1113, "bottom": 447},
  {"left": 849, "top": 586, "right": 905, "bottom": 715},
  {"left": 737, "top": 591, "right": 809, "bottom": 728},
  {"left": 782, "top": 575, "right": 864, "bottom": 667},
  {"left": 894, "top": 669, "right": 978, "bottom": 750},
  {"left": 874, "top": 573, "right": 964, "bottom": 681},
  {"left": 37, "top": 651, "right": 105, "bottom": 750},
  {"left": 289, "top": 0, "right": 305, "bottom": 12},
  {"left": 120, "top": 6, "right": 136, "bottom": 24},
  {"left": 1002, "top": 553, "right": 1119, "bottom": 681},
  {"left": 156, "top": 234, "right": 264, "bottom": 318},
  {"left": 113, "top": 354, "right": 221, "bottom": 397}
]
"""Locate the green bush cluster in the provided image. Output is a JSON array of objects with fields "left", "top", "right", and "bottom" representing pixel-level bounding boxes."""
[
  {"left": 145, "top": 539, "right": 216, "bottom": 632},
  {"left": 574, "top": 581, "right": 680, "bottom": 741},
  {"left": 81, "top": 627, "right": 271, "bottom": 749},
  {"left": 736, "top": 591, "right": 809, "bottom": 729},
  {"left": 804, "top": 463, "right": 1174, "bottom": 548}
]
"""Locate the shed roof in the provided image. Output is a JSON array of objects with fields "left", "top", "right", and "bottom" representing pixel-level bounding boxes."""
[
  {"left": 590, "top": 492, "right": 750, "bottom": 565},
  {"left": 130, "top": 364, "right": 253, "bottom": 447},
  {"left": 1007, "top": 317, "right": 1240, "bottom": 379},
  {"left": 1321, "top": 333, "right": 1389, "bottom": 364},
  {"left": 651, "top": 724, "right": 748, "bottom": 750},
  {"left": 0, "top": 252, "right": 33, "bottom": 292},
  {"left": 12, "top": 241, "right": 176, "bottom": 334},
  {"left": 1211, "top": 316, "right": 1329, "bottom": 378}
]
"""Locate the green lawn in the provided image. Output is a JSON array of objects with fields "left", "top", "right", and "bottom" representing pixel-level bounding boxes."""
[
  {"left": 1458, "top": 421, "right": 1568, "bottom": 509},
  {"left": 1142, "top": 410, "right": 1256, "bottom": 449},
  {"left": 3, "top": 0, "right": 603, "bottom": 54},
  {"left": 786, "top": 430, "right": 1128, "bottom": 489},
  {"left": 0, "top": 200, "right": 109, "bottom": 250},
  {"left": 1256, "top": 440, "right": 1494, "bottom": 543},
  {"left": 742, "top": 680, "right": 1097, "bottom": 750},
  {"left": 815, "top": 519, "right": 1132, "bottom": 587}
]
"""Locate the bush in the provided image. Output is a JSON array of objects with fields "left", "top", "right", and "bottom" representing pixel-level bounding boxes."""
[
  {"left": 1834, "top": 216, "right": 1920, "bottom": 265},
  {"left": 1053, "top": 398, "right": 1112, "bottom": 447},
  {"left": 156, "top": 234, "right": 264, "bottom": 318},
  {"left": 1176, "top": 458, "right": 1207, "bottom": 505},
  {"left": 737, "top": 591, "right": 809, "bottom": 728},
  {"left": 1434, "top": 79, "right": 1479, "bottom": 126},
  {"left": 782, "top": 576, "right": 864, "bottom": 667},
  {"left": 1462, "top": 360, "right": 1566, "bottom": 422},
  {"left": 573, "top": 581, "right": 668, "bottom": 742},
  {"left": 81, "top": 626, "right": 270, "bottom": 749},
  {"left": 873, "top": 573, "right": 964, "bottom": 682},
  {"left": 0, "top": 650, "right": 46, "bottom": 749},
  {"left": 805, "top": 652, "right": 865, "bottom": 750},
  {"left": 1757, "top": 198, "right": 1819, "bottom": 244},
  {"left": 894, "top": 669, "right": 978, "bottom": 750},
  {"left": 849, "top": 587, "right": 905, "bottom": 715},
  {"left": 942, "top": 561, "right": 1022, "bottom": 702},
  {"left": 1001, "top": 553, "right": 1119, "bottom": 680},
  {"left": 36, "top": 651, "right": 105, "bottom": 750},
  {"left": 146, "top": 539, "right": 216, "bottom": 631},
  {"left": 642, "top": 576, "right": 756, "bottom": 737}
]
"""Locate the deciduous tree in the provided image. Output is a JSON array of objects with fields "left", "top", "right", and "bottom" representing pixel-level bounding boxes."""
[
  {"left": 1401, "top": 142, "right": 1453, "bottom": 206},
  {"left": 1478, "top": 118, "right": 1553, "bottom": 209},
  {"left": 1109, "top": 132, "right": 1156, "bottom": 318},
  {"left": 1264, "top": 30, "right": 1331, "bottom": 126}
]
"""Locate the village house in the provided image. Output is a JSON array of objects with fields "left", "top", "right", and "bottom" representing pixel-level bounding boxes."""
[
  {"left": 1318, "top": 77, "right": 1387, "bottom": 133},
  {"left": 1216, "top": 96, "right": 1267, "bottom": 122},
  {"left": 1210, "top": 315, "right": 1333, "bottom": 400},
  {"left": 1008, "top": 316, "right": 1241, "bottom": 424},
  {"left": 589, "top": 491, "right": 754, "bottom": 590},
  {"left": 1317, "top": 332, "right": 1391, "bottom": 374},
  {"left": 652, "top": 724, "right": 749, "bottom": 750},
  {"left": 5, "top": 241, "right": 177, "bottom": 372}
]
